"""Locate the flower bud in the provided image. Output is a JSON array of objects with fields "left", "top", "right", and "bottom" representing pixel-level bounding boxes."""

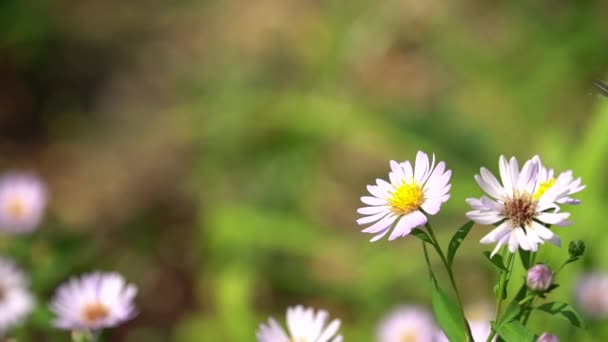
[
  {"left": 527, "top": 264, "right": 553, "bottom": 292},
  {"left": 568, "top": 240, "right": 585, "bottom": 258},
  {"left": 536, "top": 332, "right": 558, "bottom": 342}
]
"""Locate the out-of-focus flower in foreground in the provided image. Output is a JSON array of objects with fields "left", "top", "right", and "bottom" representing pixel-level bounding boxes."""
[
  {"left": 50, "top": 272, "right": 137, "bottom": 331},
  {"left": 377, "top": 305, "right": 437, "bottom": 342},
  {"left": 256, "top": 305, "right": 342, "bottom": 342},
  {"left": 0, "top": 172, "right": 48, "bottom": 234},
  {"left": 466, "top": 156, "right": 578, "bottom": 256},
  {"left": 0, "top": 257, "right": 34, "bottom": 334},
  {"left": 536, "top": 332, "right": 559, "bottom": 342},
  {"left": 535, "top": 160, "right": 584, "bottom": 205},
  {"left": 526, "top": 264, "right": 553, "bottom": 292},
  {"left": 574, "top": 272, "right": 608, "bottom": 319},
  {"left": 357, "top": 151, "right": 451, "bottom": 241}
]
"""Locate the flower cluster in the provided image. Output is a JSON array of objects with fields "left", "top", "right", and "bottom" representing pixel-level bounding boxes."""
[{"left": 0, "top": 171, "right": 137, "bottom": 339}]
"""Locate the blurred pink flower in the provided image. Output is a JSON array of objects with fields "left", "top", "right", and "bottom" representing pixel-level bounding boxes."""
[
  {"left": 256, "top": 305, "right": 342, "bottom": 342},
  {"left": 0, "top": 172, "right": 48, "bottom": 234},
  {"left": 377, "top": 305, "right": 437, "bottom": 342},
  {"left": 50, "top": 272, "right": 137, "bottom": 331},
  {"left": 0, "top": 257, "right": 34, "bottom": 334},
  {"left": 575, "top": 272, "right": 608, "bottom": 319}
]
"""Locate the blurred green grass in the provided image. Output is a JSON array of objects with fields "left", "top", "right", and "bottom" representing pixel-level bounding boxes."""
[{"left": 1, "top": 0, "right": 608, "bottom": 340}]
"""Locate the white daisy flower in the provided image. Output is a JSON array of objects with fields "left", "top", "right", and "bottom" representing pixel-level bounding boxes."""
[
  {"left": 574, "top": 272, "right": 608, "bottom": 319},
  {"left": 256, "top": 305, "right": 342, "bottom": 342},
  {"left": 0, "top": 257, "right": 34, "bottom": 334},
  {"left": 357, "top": 151, "right": 452, "bottom": 241},
  {"left": 377, "top": 305, "right": 437, "bottom": 342},
  {"left": 466, "top": 156, "right": 572, "bottom": 257},
  {"left": 50, "top": 272, "right": 137, "bottom": 331},
  {"left": 0, "top": 172, "right": 48, "bottom": 234},
  {"left": 534, "top": 158, "right": 584, "bottom": 205}
]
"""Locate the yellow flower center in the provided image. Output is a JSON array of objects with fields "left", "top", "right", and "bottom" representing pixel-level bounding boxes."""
[
  {"left": 82, "top": 302, "right": 110, "bottom": 325},
  {"left": 387, "top": 181, "right": 424, "bottom": 215},
  {"left": 400, "top": 329, "right": 419, "bottom": 342},
  {"left": 503, "top": 191, "right": 537, "bottom": 228},
  {"left": 533, "top": 178, "right": 556, "bottom": 200},
  {"left": 6, "top": 198, "right": 26, "bottom": 219}
]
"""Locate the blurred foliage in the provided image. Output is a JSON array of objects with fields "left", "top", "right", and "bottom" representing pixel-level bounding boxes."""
[{"left": 1, "top": 0, "right": 608, "bottom": 341}]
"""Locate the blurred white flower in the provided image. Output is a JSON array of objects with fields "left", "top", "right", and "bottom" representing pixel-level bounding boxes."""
[
  {"left": 466, "top": 156, "right": 572, "bottom": 257},
  {"left": 256, "top": 305, "right": 342, "bottom": 342},
  {"left": 357, "top": 151, "right": 451, "bottom": 241},
  {"left": 377, "top": 305, "right": 437, "bottom": 342},
  {"left": 0, "top": 257, "right": 34, "bottom": 334},
  {"left": 50, "top": 272, "right": 137, "bottom": 331},
  {"left": 536, "top": 332, "right": 558, "bottom": 342},
  {"left": 575, "top": 272, "right": 608, "bottom": 319},
  {"left": 0, "top": 172, "right": 48, "bottom": 234}
]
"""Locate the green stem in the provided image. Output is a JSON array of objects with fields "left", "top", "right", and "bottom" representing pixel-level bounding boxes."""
[
  {"left": 486, "top": 249, "right": 515, "bottom": 342},
  {"left": 521, "top": 296, "right": 536, "bottom": 325},
  {"left": 424, "top": 223, "right": 474, "bottom": 342}
]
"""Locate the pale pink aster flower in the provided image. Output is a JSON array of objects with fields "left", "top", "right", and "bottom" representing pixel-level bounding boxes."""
[
  {"left": 50, "top": 272, "right": 137, "bottom": 331},
  {"left": 574, "top": 272, "right": 608, "bottom": 319},
  {"left": 377, "top": 305, "right": 437, "bottom": 342},
  {"left": 0, "top": 257, "right": 34, "bottom": 334},
  {"left": 466, "top": 156, "right": 571, "bottom": 257},
  {"left": 536, "top": 332, "right": 558, "bottom": 342},
  {"left": 357, "top": 151, "right": 451, "bottom": 241},
  {"left": 256, "top": 305, "right": 342, "bottom": 342},
  {"left": 534, "top": 159, "right": 584, "bottom": 205},
  {"left": 0, "top": 172, "right": 48, "bottom": 234}
]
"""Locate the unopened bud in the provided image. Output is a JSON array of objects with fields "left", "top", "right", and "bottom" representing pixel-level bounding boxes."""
[
  {"left": 527, "top": 264, "right": 553, "bottom": 292},
  {"left": 568, "top": 240, "right": 585, "bottom": 258},
  {"left": 536, "top": 332, "right": 558, "bottom": 342}
]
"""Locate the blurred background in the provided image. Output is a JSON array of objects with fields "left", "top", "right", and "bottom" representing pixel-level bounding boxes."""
[{"left": 1, "top": 0, "right": 607, "bottom": 340}]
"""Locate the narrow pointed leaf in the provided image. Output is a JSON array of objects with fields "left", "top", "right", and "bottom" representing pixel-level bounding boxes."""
[
  {"left": 496, "top": 320, "right": 536, "bottom": 341},
  {"left": 483, "top": 251, "right": 508, "bottom": 271},
  {"left": 411, "top": 228, "right": 432, "bottom": 244},
  {"left": 447, "top": 221, "right": 474, "bottom": 266},
  {"left": 497, "top": 301, "right": 522, "bottom": 327},
  {"left": 535, "top": 301, "right": 586, "bottom": 328},
  {"left": 431, "top": 280, "right": 467, "bottom": 342}
]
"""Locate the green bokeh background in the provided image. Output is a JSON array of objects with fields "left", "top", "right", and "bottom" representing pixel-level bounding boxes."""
[{"left": 1, "top": 0, "right": 607, "bottom": 341}]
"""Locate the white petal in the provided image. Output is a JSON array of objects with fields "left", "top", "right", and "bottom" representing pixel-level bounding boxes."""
[
  {"left": 317, "top": 319, "right": 341, "bottom": 342},
  {"left": 466, "top": 210, "right": 505, "bottom": 225},
  {"left": 390, "top": 160, "right": 406, "bottom": 182},
  {"left": 402, "top": 161, "right": 414, "bottom": 180},
  {"left": 536, "top": 212, "right": 570, "bottom": 225},
  {"left": 356, "top": 211, "right": 389, "bottom": 225},
  {"left": 421, "top": 197, "right": 444, "bottom": 215},
  {"left": 480, "top": 168, "right": 506, "bottom": 197},
  {"left": 514, "top": 227, "right": 531, "bottom": 251},
  {"left": 370, "top": 227, "right": 391, "bottom": 242},
  {"left": 508, "top": 229, "right": 521, "bottom": 253},
  {"left": 480, "top": 221, "right": 511, "bottom": 243},
  {"left": 474, "top": 173, "right": 503, "bottom": 199},
  {"left": 361, "top": 214, "right": 397, "bottom": 233},
  {"left": 367, "top": 185, "right": 387, "bottom": 199},
  {"left": 357, "top": 206, "right": 388, "bottom": 215},
  {"left": 361, "top": 196, "right": 386, "bottom": 206},
  {"left": 414, "top": 151, "right": 430, "bottom": 183}
]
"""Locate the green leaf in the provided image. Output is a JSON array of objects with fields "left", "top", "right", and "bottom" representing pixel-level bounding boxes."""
[
  {"left": 535, "top": 301, "right": 586, "bottom": 328},
  {"left": 496, "top": 320, "right": 536, "bottom": 341},
  {"left": 447, "top": 221, "right": 474, "bottom": 266},
  {"left": 483, "top": 251, "right": 508, "bottom": 271},
  {"left": 497, "top": 301, "right": 522, "bottom": 327},
  {"left": 411, "top": 228, "right": 433, "bottom": 244},
  {"left": 430, "top": 279, "right": 467, "bottom": 342},
  {"left": 519, "top": 249, "right": 531, "bottom": 270}
]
